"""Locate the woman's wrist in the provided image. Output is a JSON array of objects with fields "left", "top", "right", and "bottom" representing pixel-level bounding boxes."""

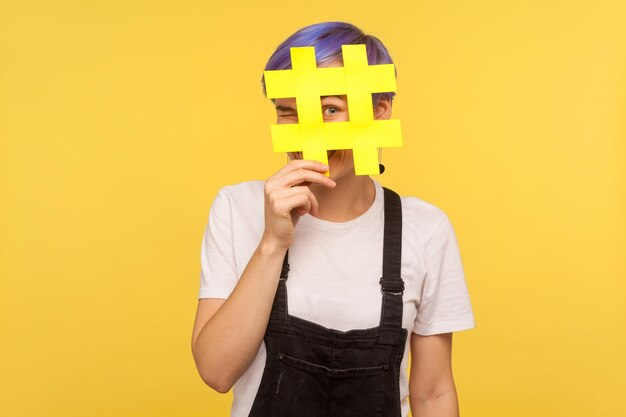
[{"left": 258, "top": 233, "right": 289, "bottom": 258}]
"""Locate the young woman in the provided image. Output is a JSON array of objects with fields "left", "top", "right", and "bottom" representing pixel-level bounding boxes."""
[{"left": 191, "top": 22, "right": 475, "bottom": 417}]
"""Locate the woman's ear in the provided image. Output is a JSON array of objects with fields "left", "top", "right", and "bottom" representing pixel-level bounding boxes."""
[{"left": 374, "top": 98, "right": 392, "bottom": 120}]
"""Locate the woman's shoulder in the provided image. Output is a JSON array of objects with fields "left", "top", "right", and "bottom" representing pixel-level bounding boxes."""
[
  {"left": 397, "top": 192, "right": 452, "bottom": 246},
  {"left": 208, "top": 181, "right": 265, "bottom": 221},
  {"left": 215, "top": 180, "right": 265, "bottom": 203},
  {"left": 399, "top": 194, "right": 447, "bottom": 220}
]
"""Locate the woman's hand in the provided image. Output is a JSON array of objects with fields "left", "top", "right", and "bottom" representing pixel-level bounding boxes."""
[{"left": 262, "top": 159, "right": 336, "bottom": 250}]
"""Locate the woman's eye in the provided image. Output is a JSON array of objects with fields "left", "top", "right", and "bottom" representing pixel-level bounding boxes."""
[{"left": 323, "top": 107, "right": 339, "bottom": 116}]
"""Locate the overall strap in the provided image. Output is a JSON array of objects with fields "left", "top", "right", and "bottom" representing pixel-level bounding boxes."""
[
  {"left": 378, "top": 187, "right": 405, "bottom": 345},
  {"left": 269, "top": 250, "right": 291, "bottom": 321}
]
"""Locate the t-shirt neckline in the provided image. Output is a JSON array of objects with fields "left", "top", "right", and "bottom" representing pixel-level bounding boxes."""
[{"left": 298, "top": 179, "right": 384, "bottom": 231}]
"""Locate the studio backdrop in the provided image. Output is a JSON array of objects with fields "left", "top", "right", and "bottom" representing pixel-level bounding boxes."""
[{"left": 1, "top": 1, "right": 625, "bottom": 416}]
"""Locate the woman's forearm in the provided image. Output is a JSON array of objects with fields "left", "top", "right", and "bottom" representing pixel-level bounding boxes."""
[
  {"left": 192, "top": 237, "right": 287, "bottom": 392},
  {"left": 193, "top": 161, "right": 333, "bottom": 392}
]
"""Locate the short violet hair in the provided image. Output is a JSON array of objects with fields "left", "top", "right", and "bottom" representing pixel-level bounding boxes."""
[{"left": 261, "top": 22, "right": 396, "bottom": 105}]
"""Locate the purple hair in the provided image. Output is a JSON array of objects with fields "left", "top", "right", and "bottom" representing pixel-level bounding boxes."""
[{"left": 261, "top": 22, "right": 396, "bottom": 105}]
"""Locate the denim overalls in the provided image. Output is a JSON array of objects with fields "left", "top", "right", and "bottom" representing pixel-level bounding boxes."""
[{"left": 248, "top": 187, "right": 407, "bottom": 417}]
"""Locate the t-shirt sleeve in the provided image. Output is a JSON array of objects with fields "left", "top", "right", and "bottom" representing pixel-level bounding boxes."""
[
  {"left": 413, "top": 213, "right": 476, "bottom": 335},
  {"left": 198, "top": 189, "right": 239, "bottom": 299}
]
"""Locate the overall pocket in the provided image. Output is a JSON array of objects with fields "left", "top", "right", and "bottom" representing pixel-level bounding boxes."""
[{"left": 273, "top": 352, "right": 387, "bottom": 417}]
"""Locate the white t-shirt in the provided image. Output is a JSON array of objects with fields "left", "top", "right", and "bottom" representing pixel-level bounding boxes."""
[{"left": 198, "top": 179, "right": 475, "bottom": 417}]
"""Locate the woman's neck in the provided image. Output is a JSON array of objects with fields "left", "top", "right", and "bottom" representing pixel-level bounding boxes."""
[{"left": 310, "top": 175, "right": 375, "bottom": 222}]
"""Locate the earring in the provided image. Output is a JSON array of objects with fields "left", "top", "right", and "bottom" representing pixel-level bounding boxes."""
[{"left": 378, "top": 148, "right": 385, "bottom": 174}]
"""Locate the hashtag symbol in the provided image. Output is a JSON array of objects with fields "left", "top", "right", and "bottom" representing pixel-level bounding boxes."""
[{"left": 264, "top": 44, "right": 403, "bottom": 175}]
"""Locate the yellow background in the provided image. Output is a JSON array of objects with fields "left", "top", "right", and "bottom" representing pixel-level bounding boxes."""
[{"left": 1, "top": 1, "right": 625, "bottom": 416}]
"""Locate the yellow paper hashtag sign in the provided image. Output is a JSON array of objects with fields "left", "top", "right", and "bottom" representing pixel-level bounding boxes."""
[{"left": 264, "top": 44, "right": 403, "bottom": 175}]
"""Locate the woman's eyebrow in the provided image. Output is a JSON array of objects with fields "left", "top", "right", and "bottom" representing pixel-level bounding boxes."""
[
  {"left": 320, "top": 95, "right": 342, "bottom": 99},
  {"left": 275, "top": 105, "right": 296, "bottom": 112}
]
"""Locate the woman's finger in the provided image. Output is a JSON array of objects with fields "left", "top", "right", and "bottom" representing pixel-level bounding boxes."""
[
  {"left": 269, "top": 159, "right": 329, "bottom": 182},
  {"left": 281, "top": 193, "right": 313, "bottom": 217},
  {"left": 275, "top": 168, "right": 336, "bottom": 189},
  {"left": 271, "top": 186, "right": 319, "bottom": 217}
]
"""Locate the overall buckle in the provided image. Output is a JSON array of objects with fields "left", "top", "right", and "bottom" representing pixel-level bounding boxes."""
[{"left": 379, "top": 277, "right": 405, "bottom": 295}]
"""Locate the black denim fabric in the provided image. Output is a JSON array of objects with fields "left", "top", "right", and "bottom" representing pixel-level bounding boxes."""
[{"left": 248, "top": 187, "right": 407, "bottom": 417}]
